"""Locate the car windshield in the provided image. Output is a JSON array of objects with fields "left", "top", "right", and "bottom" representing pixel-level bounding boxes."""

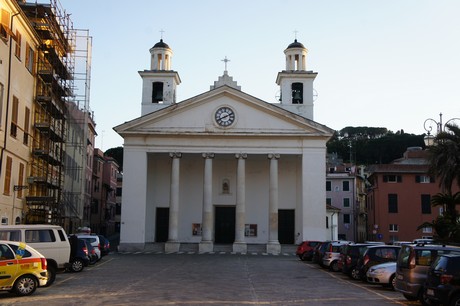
[{"left": 397, "top": 245, "right": 412, "bottom": 268}]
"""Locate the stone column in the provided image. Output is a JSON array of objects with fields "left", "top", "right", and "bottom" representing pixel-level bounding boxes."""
[
  {"left": 267, "top": 153, "right": 281, "bottom": 254},
  {"left": 233, "top": 153, "right": 247, "bottom": 253},
  {"left": 199, "top": 153, "right": 214, "bottom": 253},
  {"left": 165, "top": 152, "right": 181, "bottom": 253}
]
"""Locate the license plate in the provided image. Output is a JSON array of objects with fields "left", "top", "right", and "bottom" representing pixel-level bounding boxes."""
[{"left": 426, "top": 289, "right": 434, "bottom": 296}]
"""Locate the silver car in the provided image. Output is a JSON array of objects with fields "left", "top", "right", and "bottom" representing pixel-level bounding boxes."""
[{"left": 366, "top": 262, "right": 396, "bottom": 290}]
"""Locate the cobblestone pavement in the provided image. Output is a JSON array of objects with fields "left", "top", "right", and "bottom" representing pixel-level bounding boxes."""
[{"left": 0, "top": 252, "right": 421, "bottom": 306}]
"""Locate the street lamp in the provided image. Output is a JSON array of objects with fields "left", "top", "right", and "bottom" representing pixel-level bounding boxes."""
[{"left": 423, "top": 113, "right": 460, "bottom": 146}]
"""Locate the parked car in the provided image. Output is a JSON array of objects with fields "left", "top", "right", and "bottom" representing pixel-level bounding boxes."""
[
  {"left": 296, "top": 241, "right": 322, "bottom": 261},
  {"left": 0, "top": 224, "right": 71, "bottom": 286},
  {"left": 355, "top": 245, "right": 401, "bottom": 280},
  {"left": 68, "top": 235, "right": 90, "bottom": 272},
  {"left": 98, "top": 235, "right": 110, "bottom": 256},
  {"left": 76, "top": 234, "right": 102, "bottom": 261},
  {"left": 86, "top": 241, "right": 98, "bottom": 265},
  {"left": 395, "top": 243, "right": 460, "bottom": 304},
  {"left": 424, "top": 254, "right": 460, "bottom": 306},
  {"left": 312, "top": 241, "right": 328, "bottom": 265},
  {"left": 322, "top": 241, "right": 351, "bottom": 272},
  {"left": 0, "top": 240, "right": 48, "bottom": 296},
  {"left": 366, "top": 262, "right": 397, "bottom": 290},
  {"left": 341, "top": 243, "right": 384, "bottom": 280}
]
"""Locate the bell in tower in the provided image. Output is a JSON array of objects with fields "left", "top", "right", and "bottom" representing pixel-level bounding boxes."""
[
  {"left": 276, "top": 38, "right": 317, "bottom": 120},
  {"left": 139, "top": 38, "right": 181, "bottom": 115}
]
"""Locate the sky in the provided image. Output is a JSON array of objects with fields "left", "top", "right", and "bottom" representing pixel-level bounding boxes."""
[{"left": 59, "top": 0, "right": 460, "bottom": 151}]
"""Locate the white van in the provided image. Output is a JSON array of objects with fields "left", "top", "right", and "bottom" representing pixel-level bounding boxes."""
[{"left": 0, "top": 224, "right": 71, "bottom": 286}]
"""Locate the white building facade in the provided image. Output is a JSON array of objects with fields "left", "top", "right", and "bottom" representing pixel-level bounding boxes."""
[{"left": 114, "top": 39, "right": 334, "bottom": 254}]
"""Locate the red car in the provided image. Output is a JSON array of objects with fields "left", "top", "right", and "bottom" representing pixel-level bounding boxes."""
[{"left": 296, "top": 241, "right": 322, "bottom": 261}]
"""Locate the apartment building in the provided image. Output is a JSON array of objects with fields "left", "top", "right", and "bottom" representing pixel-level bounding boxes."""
[
  {"left": 366, "top": 146, "right": 451, "bottom": 243},
  {"left": 0, "top": 0, "right": 91, "bottom": 231}
]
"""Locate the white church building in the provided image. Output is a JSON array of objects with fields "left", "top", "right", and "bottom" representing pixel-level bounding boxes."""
[{"left": 114, "top": 38, "right": 335, "bottom": 254}]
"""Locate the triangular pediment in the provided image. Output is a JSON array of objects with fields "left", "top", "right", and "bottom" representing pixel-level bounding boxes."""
[{"left": 114, "top": 85, "right": 333, "bottom": 138}]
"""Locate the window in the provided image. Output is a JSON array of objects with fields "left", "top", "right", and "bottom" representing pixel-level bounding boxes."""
[
  {"left": 3, "top": 156, "right": 12, "bottom": 195},
  {"left": 421, "top": 194, "right": 431, "bottom": 214},
  {"left": 416, "top": 175, "right": 433, "bottom": 183},
  {"left": 342, "top": 181, "right": 350, "bottom": 191},
  {"left": 25, "top": 42, "right": 34, "bottom": 73},
  {"left": 1, "top": 217, "right": 7, "bottom": 225},
  {"left": 11, "top": 96, "right": 18, "bottom": 137},
  {"left": 383, "top": 175, "right": 402, "bottom": 183},
  {"left": 326, "top": 216, "right": 329, "bottom": 228},
  {"left": 389, "top": 224, "right": 398, "bottom": 232},
  {"left": 343, "top": 198, "right": 350, "bottom": 207},
  {"left": 343, "top": 214, "right": 350, "bottom": 224},
  {"left": 91, "top": 200, "right": 98, "bottom": 214},
  {"left": 14, "top": 30, "right": 21, "bottom": 59},
  {"left": 422, "top": 227, "right": 433, "bottom": 234},
  {"left": 326, "top": 198, "right": 331, "bottom": 205},
  {"left": 291, "top": 82, "right": 303, "bottom": 104},
  {"left": 388, "top": 194, "right": 398, "bottom": 213},
  {"left": 23, "top": 107, "right": 30, "bottom": 145},
  {"left": 25, "top": 230, "right": 56, "bottom": 243},
  {"left": 0, "top": 9, "right": 10, "bottom": 42},
  {"left": 326, "top": 181, "right": 331, "bottom": 191}
]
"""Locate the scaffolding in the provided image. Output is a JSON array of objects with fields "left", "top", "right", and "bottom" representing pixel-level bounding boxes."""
[{"left": 17, "top": 0, "right": 91, "bottom": 228}]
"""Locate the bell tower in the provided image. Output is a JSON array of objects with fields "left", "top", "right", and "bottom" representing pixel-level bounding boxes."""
[
  {"left": 276, "top": 39, "right": 317, "bottom": 120},
  {"left": 139, "top": 39, "right": 181, "bottom": 116}
]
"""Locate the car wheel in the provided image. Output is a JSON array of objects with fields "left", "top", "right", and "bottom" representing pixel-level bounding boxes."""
[
  {"left": 14, "top": 275, "right": 37, "bottom": 296},
  {"left": 330, "top": 261, "right": 340, "bottom": 272},
  {"left": 450, "top": 294, "right": 460, "bottom": 306},
  {"left": 389, "top": 274, "right": 396, "bottom": 290},
  {"left": 71, "top": 258, "right": 84, "bottom": 272},
  {"left": 45, "top": 265, "right": 56, "bottom": 287},
  {"left": 419, "top": 288, "right": 437, "bottom": 306},
  {"left": 300, "top": 253, "right": 310, "bottom": 261},
  {"left": 351, "top": 267, "right": 361, "bottom": 280}
]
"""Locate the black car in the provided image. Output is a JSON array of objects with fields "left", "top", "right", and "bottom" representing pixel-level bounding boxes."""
[
  {"left": 424, "top": 254, "right": 460, "bottom": 306},
  {"left": 355, "top": 245, "right": 401, "bottom": 280},
  {"left": 68, "top": 235, "right": 90, "bottom": 272},
  {"left": 98, "top": 235, "right": 110, "bottom": 256},
  {"left": 341, "top": 243, "right": 379, "bottom": 280}
]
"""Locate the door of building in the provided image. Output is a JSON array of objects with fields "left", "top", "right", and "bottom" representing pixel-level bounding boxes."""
[
  {"left": 214, "top": 206, "right": 235, "bottom": 243},
  {"left": 155, "top": 207, "right": 169, "bottom": 242},
  {"left": 278, "top": 209, "right": 295, "bottom": 244}
]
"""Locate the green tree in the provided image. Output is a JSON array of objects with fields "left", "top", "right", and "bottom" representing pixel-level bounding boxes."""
[
  {"left": 425, "top": 123, "right": 460, "bottom": 242},
  {"left": 105, "top": 146, "right": 123, "bottom": 172}
]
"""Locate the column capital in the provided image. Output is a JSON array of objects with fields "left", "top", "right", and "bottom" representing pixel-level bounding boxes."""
[
  {"left": 267, "top": 153, "right": 280, "bottom": 160},
  {"left": 235, "top": 153, "right": 247, "bottom": 159},
  {"left": 169, "top": 152, "right": 182, "bottom": 158},
  {"left": 202, "top": 153, "right": 215, "bottom": 159}
]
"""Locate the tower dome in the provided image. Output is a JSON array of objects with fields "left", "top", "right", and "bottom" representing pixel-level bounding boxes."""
[
  {"left": 286, "top": 39, "right": 305, "bottom": 49},
  {"left": 149, "top": 39, "right": 173, "bottom": 70}
]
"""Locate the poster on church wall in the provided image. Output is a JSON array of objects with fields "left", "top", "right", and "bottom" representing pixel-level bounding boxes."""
[
  {"left": 245, "top": 224, "right": 257, "bottom": 237},
  {"left": 192, "top": 223, "right": 202, "bottom": 236}
]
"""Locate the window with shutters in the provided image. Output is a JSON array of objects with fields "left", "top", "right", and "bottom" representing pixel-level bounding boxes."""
[
  {"left": 14, "top": 30, "right": 21, "bottom": 59},
  {"left": 421, "top": 194, "right": 431, "bottom": 214},
  {"left": 388, "top": 194, "right": 398, "bottom": 213},
  {"left": 23, "top": 107, "right": 30, "bottom": 145},
  {"left": 10, "top": 96, "right": 18, "bottom": 138},
  {"left": 0, "top": 9, "right": 10, "bottom": 42},
  {"left": 3, "top": 156, "right": 12, "bottom": 195}
]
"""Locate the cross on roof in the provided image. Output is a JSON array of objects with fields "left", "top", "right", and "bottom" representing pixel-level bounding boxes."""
[
  {"left": 159, "top": 29, "right": 165, "bottom": 39},
  {"left": 222, "top": 56, "right": 230, "bottom": 72},
  {"left": 294, "top": 29, "right": 299, "bottom": 39}
]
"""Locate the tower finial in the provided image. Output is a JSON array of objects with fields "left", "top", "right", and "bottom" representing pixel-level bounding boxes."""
[
  {"left": 160, "top": 29, "right": 165, "bottom": 40},
  {"left": 221, "top": 56, "right": 230, "bottom": 74},
  {"left": 293, "top": 29, "right": 298, "bottom": 40}
]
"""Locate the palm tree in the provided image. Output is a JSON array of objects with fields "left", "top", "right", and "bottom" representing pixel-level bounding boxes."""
[
  {"left": 425, "top": 123, "right": 460, "bottom": 242},
  {"left": 428, "top": 123, "right": 460, "bottom": 194}
]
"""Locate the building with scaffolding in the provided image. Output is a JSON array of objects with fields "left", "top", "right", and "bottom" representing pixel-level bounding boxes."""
[{"left": 0, "top": 0, "right": 92, "bottom": 232}]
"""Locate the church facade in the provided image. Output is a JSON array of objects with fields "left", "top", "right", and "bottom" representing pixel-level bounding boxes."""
[{"left": 114, "top": 38, "right": 334, "bottom": 254}]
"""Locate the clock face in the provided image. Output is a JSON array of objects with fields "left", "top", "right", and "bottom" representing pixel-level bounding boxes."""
[{"left": 215, "top": 106, "right": 235, "bottom": 127}]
